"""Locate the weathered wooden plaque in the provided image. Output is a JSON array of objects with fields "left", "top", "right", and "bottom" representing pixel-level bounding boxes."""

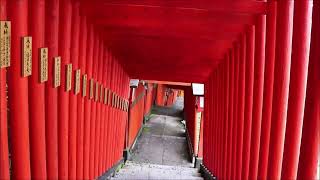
[
  {"left": 95, "top": 82, "right": 99, "bottom": 101},
  {"left": 112, "top": 92, "right": 115, "bottom": 107},
  {"left": 100, "top": 85, "right": 104, "bottom": 102},
  {"left": 65, "top": 64, "right": 72, "bottom": 91},
  {"left": 104, "top": 88, "right": 108, "bottom": 104},
  {"left": 115, "top": 94, "right": 118, "bottom": 109},
  {"left": 125, "top": 101, "right": 128, "bottom": 112},
  {"left": 82, "top": 74, "right": 87, "bottom": 97},
  {"left": 115, "top": 94, "right": 118, "bottom": 108},
  {"left": 119, "top": 98, "right": 122, "bottom": 110},
  {"left": 116, "top": 95, "right": 120, "bottom": 109},
  {"left": 75, "top": 69, "right": 81, "bottom": 94},
  {"left": 114, "top": 94, "right": 116, "bottom": 108},
  {"left": 89, "top": 79, "right": 94, "bottom": 99},
  {"left": 53, "top": 57, "right": 61, "bottom": 88},
  {"left": 39, "top": 48, "right": 48, "bottom": 83},
  {"left": 22, "top": 36, "right": 32, "bottom": 77},
  {"left": 108, "top": 90, "right": 111, "bottom": 106},
  {"left": 0, "top": 21, "right": 11, "bottom": 68},
  {"left": 127, "top": 101, "right": 130, "bottom": 111}
]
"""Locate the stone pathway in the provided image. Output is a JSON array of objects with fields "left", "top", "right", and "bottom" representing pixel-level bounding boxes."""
[{"left": 112, "top": 97, "right": 203, "bottom": 179}]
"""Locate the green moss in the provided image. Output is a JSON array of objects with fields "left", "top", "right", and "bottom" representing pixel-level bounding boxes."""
[
  {"left": 143, "top": 127, "right": 150, "bottom": 133},
  {"left": 115, "top": 162, "right": 124, "bottom": 172}
]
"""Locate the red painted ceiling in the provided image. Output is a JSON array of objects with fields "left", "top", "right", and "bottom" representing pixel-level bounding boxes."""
[{"left": 80, "top": 0, "right": 267, "bottom": 83}]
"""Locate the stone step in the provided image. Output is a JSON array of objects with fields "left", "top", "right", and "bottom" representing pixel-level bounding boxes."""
[
  {"left": 112, "top": 161, "right": 203, "bottom": 180},
  {"left": 117, "top": 168, "right": 201, "bottom": 176}
]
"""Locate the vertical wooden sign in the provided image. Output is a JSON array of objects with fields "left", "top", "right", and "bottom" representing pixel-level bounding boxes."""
[
  {"left": 95, "top": 82, "right": 99, "bottom": 101},
  {"left": 89, "top": 79, "right": 94, "bottom": 99},
  {"left": 53, "top": 57, "right": 61, "bottom": 88},
  {"left": 100, "top": 85, "right": 103, "bottom": 102},
  {"left": 126, "top": 101, "right": 129, "bottom": 112},
  {"left": 82, "top": 74, "right": 87, "bottom": 97},
  {"left": 22, "top": 36, "right": 32, "bottom": 77},
  {"left": 104, "top": 88, "right": 108, "bottom": 104},
  {"left": 75, "top": 69, "right": 81, "bottom": 94},
  {"left": 65, "top": 64, "right": 72, "bottom": 91},
  {"left": 113, "top": 94, "right": 116, "bottom": 108},
  {"left": 0, "top": 21, "right": 11, "bottom": 68},
  {"left": 39, "top": 48, "right": 48, "bottom": 83},
  {"left": 108, "top": 90, "right": 112, "bottom": 106},
  {"left": 111, "top": 92, "right": 115, "bottom": 107},
  {"left": 116, "top": 95, "right": 119, "bottom": 109}
]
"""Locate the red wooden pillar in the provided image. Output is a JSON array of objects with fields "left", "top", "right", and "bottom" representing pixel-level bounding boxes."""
[
  {"left": 115, "top": 65, "right": 121, "bottom": 160},
  {"left": 69, "top": 2, "right": 80, "bottom": 179},
  {"left": 117, "top": 63, "right": 123, "bottom": 161},
  {"left": 258, "top": 2, "right": 277, "bottom": 179},
  {"left": 211, "top": 70, "right": 216, "bottom": 173},
  {"left": 206, "top": 75, "right": 211, "bottom": 169},
  {"left": 76, "top": 15, "right": 87, "bottom": 180},
  {"left": 267, "top": 0, "right": 294, "bottom": 178},
  {"left": 223, "top": 53, "right": 230, "bottom": 180},
  {"left": 203, "top": 80, "right": 208, "bottom": 166},
  {"left": 281, "top": 0, "right": 313, "bottom": 179},
  {"left": 209, "top": 72, "right": 214, "bottom": 171},
  {"left": 101, "top": 50, "right": 108, "bottom": 171},
  {"left": 107, "top": 56, "right": 115, "bottom": 169},
  {"left": 231, "top": 43, "right": 240, "bottom": 180},
  {"left": 118, "top": 68, "right": 126, "bottom": 161},
  {"left": 210, "top": 74, "right": 214, "bottom": 171},
  {"left": 110, "top": 59, "right": 116, "bottom": 165},
  {"left": 209, "top": 71, "right": 214, "bottom": 172},
  {"left": 83, "top": 24, "right": 94, "bottom": 180},
  {"left": 45, "top": 0, "right": 60, "bottom": 178},
  {"left": 115, "top": 62, "right": 121, "bottom": 161},
  {"left": 109, "top": 56, "right": 115, "bottom": 167},
  {"left": 100, "top": 49, "right": 109, "bottom": 173},
  {"left": 236, "top": 34, "right": 246, "bottom": 179},
  {"left": 98, "top": 47, "right": 105, "bottom": 175},
  {"left": 216, "top": 66, "right": 221, "bottom": 177},
  {"left": 220, "top": 63, "right": 224, "bottom": 179},
  {"left": 219, "top": 63, "right": 225, "bottom": 178},
  {"left": 94, "top": 39, "right": 103, "bottom": 177},
  {"left": 0, "top": 0, "right": 10, "bottom": 179},
  {"left": 8, "top": 0, "right": 32, "bottom": 178},
  {"left": 241, "top": 25, "right": 255, "bottom": 180},
  {"left": 227, "top": 49, "right": 234, "bottom": 180},
  {"left": 29, "top": 0, "right": 47, "bottom": 178},
  {"left": 58, "top": 0, "right": 72, "bottom": 178},
  {"left": 249, "top": 14, "right": 266, "bottom": 180},
  {"left": 215, "top": 65, "right": 220, "bottom": 175},
  {"left": 297, "top": 1, "right": 320, "bottom": 178},
  {"left": 120, "top": 68, "right": 126, "bottom": 160},
  {"left": 89, "top": 34, "right": 99, "bottom": 179},
  {"left": 105, "top": 52, "right": 112, "bottom": 169}
]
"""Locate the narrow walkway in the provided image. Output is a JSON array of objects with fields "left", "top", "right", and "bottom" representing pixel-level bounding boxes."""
[
  {"left": 112, "top": 97, "right": 203, "bottom": 179},
  {"left": 130, "top": 114, "right": 191, "bottom": 167}
]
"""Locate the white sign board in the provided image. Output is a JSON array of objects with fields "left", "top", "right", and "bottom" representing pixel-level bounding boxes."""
[
  {"left": 199, "top": 96, "right": 204, "bottom": 108},
  {"left": 130, "top": 79, "right": 139, "bottom": 88},
  {"left": 192, "top": 83, "right": 204, "bottom": 96}
]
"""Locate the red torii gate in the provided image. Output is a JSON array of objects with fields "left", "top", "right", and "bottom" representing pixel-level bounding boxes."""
[{"left": 0, "top": 0, "right": 319, "bottom": 180}]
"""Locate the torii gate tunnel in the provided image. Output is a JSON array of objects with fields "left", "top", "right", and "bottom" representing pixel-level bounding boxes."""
[{"left": 0, "top": 0, "right": 319, "bottom": 180}]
